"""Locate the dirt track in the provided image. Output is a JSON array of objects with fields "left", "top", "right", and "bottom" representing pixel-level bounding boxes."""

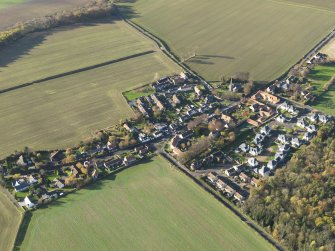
[{"left": 0, "top": 0, "right": 91, "bottom": 31}]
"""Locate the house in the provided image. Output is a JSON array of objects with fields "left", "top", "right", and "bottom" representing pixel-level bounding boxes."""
[
  {"left": 171, "top": 75, "right": 185, "bottom": 85},
  {"left": 170, "top": 135, "right": 181, "bottom": 149},
  {"left": 137, "top": 103, "right": 150, "bottom": 117},
  {"left": 276, "top": 114, "right": 286, "bottom": 123},
  {"left": 274, "top": 151, "right": 285, "bottom": 162},
  {"left": 53, "top": 178, "right": 64, "bottom": 189},
  {"left": 291, "top": 137, "right": 301, "bottom": 148},
  {"left": 233, "top": 165, "right": 245, "bottom": 173},
  {"left": 247, "top": 157, "right": 259, "bottom": 167},
  {"left": 229, "top": 79, "right": 242, "bottom": 93},
  {"left": 134, "top": 145, "right": 148, "bottom": 154},
  {"left": 308, "top": 113, "right": 318, "bottom": 123},
  {"left": 70, "top": 165, "right": 80, "bottom": 177},
  {"left": 258, "top": 166, "right": 270, "bottom": 177},
  {"left": 303, "top": 132, "right": 314, "bottom": 142},
  {"left": 266, "top": 84, "right": 276, "bottom": 94},
  {"left": 138, "top": 133, "right": 152, "bottom": 143},
  {"left": 50, "top": 150, "right": 63, "bottom": 162},
  {"left": 221, "top": 114, "right": 235, "bottom": 126},
  {"left": 12, "top": 180, "right": 29, "bottom": 192},
  {"left": 306, "top": 124, "right": 317, "bottom": 133},
  {"left": 277, "top": 134, "right": 289, "bottom": 144},
  {"left": 178, "top": 85, "right": 194, "bottom": 92},
  {"left": 207, "top": 172, "right": 218, "bottom": 183},
  {"left": 179, "top": 130, "right": 193, "bottom": 139},
  {"left": 194, "top": 86, "right": 203, "bottom": 96},
  {"left": 224, "top": 185, "right": 236, "bottom": 197},
  {"left": 249, "top": 146, "right": 263, "bottom": 156},
  {"left": 252, "top": 90, "right": 280, "bottom": 104},
  {"left": 267, "top": 160, "right": 277, "bottom": 170},
  {"left": 279, "top": 102, "right": 298, "bottom": 115},
  {"left": 253, "top": 133, "right": 265, "bottom": 144},
  {"left": 249, "top": 103, "right": 260, "bottom": 112},
  {"left": 239, "top": 172, "right": 251, "bottom": 183},
  {"left": 151, "top": 94, "right": 166, "bottom": 110},
  {"left": 239, "top": 143, "right": 249, "bottom": 153},
  {"left": 123, "top": 123, "right": 135, "bottom": 132},
  {"left": 123, "top": 155, "right": 137, "bottom": 166},
  {"left": 297, "top": 118, "right": 306, "bottom": 128},
  {"left": 180, "top": 72, "right": 188, "bottom": 80},
  {"left": 172, "top": 94, "right": 182, "bottom": 106},
  {"left": 104, "top": 157, "right": 123, "bottom": 169},
  {"left": 225, "top": 168, "right": 236, "bottom": 177},
  {"left": 260, "top": 125, "right": 271, "bottom": 136},
  {"left": 216, "top": 179, "right": 227, "bottom": 190},
  {"left": 17, "top": 155, "right": 27, "bottom": 166},
  {"left": 107, "top": 141, "right": 118, "bottom": 151},
  {"left": 234, "top": 191, "right": 246, "bottom": 202},
  {"left": 27, "top": 175, "right": 38, "bottom": 185},
  {"left": 278, "top": 143, "right": 290, "bottom": 153},
  {"left": 23, "top": 196, "right": 35, "bottom": 209},
  {"left": 319, "top": 114, "right": 329, "bottom": 124},
  {"left": 251, "top": 177, "right": 260, "bottom": 187}
]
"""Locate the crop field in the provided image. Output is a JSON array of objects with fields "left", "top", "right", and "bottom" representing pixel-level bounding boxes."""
[
  {"left": 0, "top": 20, "right": 180, "bottom": 157},
  {"left": 17, "top": 156, "right": 275, "bottom": 251},
  {"left": 0, "top": 0, "right": 90, "bottom": 31},
  {"left": 0, "top": 189, "right": 22, "bottom": 251},
  {"left": 309, "top": 63, "right": 335, "bottom": 114},
  {"left": 118, "top": 0, "right": 335, "bottom": 82}
]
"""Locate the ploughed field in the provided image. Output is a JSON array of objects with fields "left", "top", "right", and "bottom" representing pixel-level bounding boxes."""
[
  {"left": 0, "top": 19, "right": 180, "bottom": 157},
  {"left": 118, "top": 0, "right": 335, "bottom": 82},
  {"left": 0, "top": 189, "right": 22, "bottom": 251},
  {"left": 17, "top": 156, "right": 275, "bottom": 251},
  {"left": 0, "top": 0, "right": 91, "bottom": 31}
]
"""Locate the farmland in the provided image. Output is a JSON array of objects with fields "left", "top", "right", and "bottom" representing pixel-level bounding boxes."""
[
  {"left": 0, "top": 19, "right": 180, "bottom": 157},
  {"left": 118, "top": 0, "right": 335, "bottom": 82},
  {"left": 0, "top": 0, "right": 91, "bottom": 31},
  {"left": 0, "top": 189, "right": 22, "bottom": 251},
  {"left": 17, "top": 156, "right": 275, "bottom": 251}
]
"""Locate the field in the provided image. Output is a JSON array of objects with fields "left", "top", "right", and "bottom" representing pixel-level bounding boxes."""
[
  {"left": 0, "top": 19, "right": 180, "bottom": 157},
  {"left": 0, "top": 189, "right": 22, "bottom": 251},
  {"left": 309, "top": 63, "right": 335, "bottom": 114},
  {"left": 17, "top": 156, "right": 275, "bottom": 251},
  {"left": 0, "top": 0, "right": 91, "bottom": 31},
  {"left": 118, "top": 0, "right": 335, "bottom": 82}
]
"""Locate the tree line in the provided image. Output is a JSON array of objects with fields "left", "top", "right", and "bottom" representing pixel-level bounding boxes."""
[
  {"left": 0, "top": 0, "right": 114, "bottom": 47},
  {"left": 244, "top": 122, "right": 335, "bottom": 251}
]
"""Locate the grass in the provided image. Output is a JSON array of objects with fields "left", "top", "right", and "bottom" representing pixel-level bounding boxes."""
[
  {"left": 118, "top": 0, "right": 335, "bottom": 82},
  {"left": 0, "top": 0, "right": 24, "bottom": 9},
  {"left": 0, "top": 19, "right": 180, "bottom": 157},
  {"left": 123, "top": 86, "right": 155, "bottom": 101},
  {"left": 17, "top": 156, "right": 275, "bottom": 251},
  {"left": 309, "top": 63, "right": 335, "bottom": 114},
  {"left": 0, "top": 188, "right": 22, "bottom": 251}
]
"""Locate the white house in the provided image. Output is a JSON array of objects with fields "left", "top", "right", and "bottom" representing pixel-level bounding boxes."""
[
  {"left": 258, "top": 166, "right": 270, "bottom": 177},
  {"left": 277, "top": 134, "right": 289, "bottom": 144},
  {"left": 239, "top": 143, "right": 249, "bottom": 153},
  {"left": 319, "top": 114, "right": 329, "bottom": 124},
  {"left": 276, "top": 114, "right": 286, "bottom": 123},
  {"left": 267, "top": 160, "right": 277, "bottom": 170},
  {"left": 247, "top": 157, "right": 259, "bottom": 167},
  {"left": 260, "top": 125, "right": 271, "bottom": 136},
  {"left": 308, "top": 113, "right": 318, "bottom": 123},
  {"left": 303, "top": 132, "right": 314, "bottom": 142},
  {"left": 297, "top": 118, "right": 306, "bottom": 128},
  {"left": 291, "top": 137, "right": 301, "bottom": 148},
  {"left": 253, "top": 133, "right": 265, "bottom": 144},
  {"left": 24, "top": 196, "right": 35, "bottom": 209},
  {"left": 249, "top": 146, "right": 263, "bottom": 156},
  {"left": 278, "top": 143, "right": 290, "bottom": 153},
  {"left": 306, "top": 124, "right": 317, "bottom": 133}
]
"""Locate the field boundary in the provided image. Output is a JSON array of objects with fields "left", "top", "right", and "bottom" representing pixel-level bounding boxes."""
[
  {"left": 157, "top": 150, "right": 284, "bottom": 251},
  {"left": 0, "top": 50, "right": 155, "bottom": 95},
  {"left": 114, "top": 6, "right": 213, "bottom": 90}
]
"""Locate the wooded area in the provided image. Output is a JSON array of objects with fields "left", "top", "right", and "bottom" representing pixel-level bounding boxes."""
[{"left": 244, "top": 122, "right": 335, "bottom": 251}]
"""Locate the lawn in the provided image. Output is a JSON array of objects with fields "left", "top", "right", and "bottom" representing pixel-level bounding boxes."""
[
  {"left": 309, "top": 63, "right": 335, "bottom": 114},
  {"left": 0, "top": 19, "right": 180, "bottom": 157},
  {"left": 0, "top": 188, "right": 22, "bottom": 251},
  {"left": 118, "top": 0, "right": 335, "bottom": 82},
  {"left": 17, "top": 156, "right": 275, "bottom": 251}
]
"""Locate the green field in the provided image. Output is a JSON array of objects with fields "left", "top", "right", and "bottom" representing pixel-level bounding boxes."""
[
  {"left": 118, "top": 0, "right": 335, "bottom": 82},
  {"left": 0, "top": 0, "right": 24, "bottom": 9},
  {"left": 0, "top": 19, "right": 180, "bottom": 157},
  {"left": 309, "top": 63, "right": 335, "bottom": 114},
  {"left": 0, "top": 189, "right": 22, "bottom": 251},
  {"left": 17, "top": 156, "right": 275, "bottom": 251}
]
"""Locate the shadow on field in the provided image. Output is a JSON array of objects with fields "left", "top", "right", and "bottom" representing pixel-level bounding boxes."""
[
  {"left": 115, "top": 2, "right": 141, "bottom": 19},
  {"left": 0, "top": 17, "right": 119, "bottom": 70},
  {"left": 13, "top": 211, "right": 32, "bottom": 251}
]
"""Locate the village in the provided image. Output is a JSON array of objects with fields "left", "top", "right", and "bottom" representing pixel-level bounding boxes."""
[{"left": 0, "top": 51, "right": 332, "bottom": 210}]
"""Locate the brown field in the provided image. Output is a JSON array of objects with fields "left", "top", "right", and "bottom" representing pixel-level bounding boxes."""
[
  {"left": 0, "top": 188, "right": 22, "bottom": 251},
  {"left": 0, "top": 0, "right": 91, "bottom": 31}
]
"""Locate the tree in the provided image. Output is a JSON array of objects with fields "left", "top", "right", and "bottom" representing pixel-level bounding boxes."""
[
  {"left": 234, "top": 72, "right": 250, "bottom": 82},
  {"left": 228, "top": 131, "right": 236, "bottom": 142}
]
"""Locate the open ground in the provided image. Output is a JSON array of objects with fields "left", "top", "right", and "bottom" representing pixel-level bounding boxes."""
[
  {"left": 17, "top": 156, "right": 275, "bottom": 251},
  {"left": 0, "top": 188, "right": 22, "bottom": 251},
  {"left": 0, "top": 0, "right": 91, "bottom": 31},
  {"left": 118, "top": 0, "right": 335, "bottom": 82},
  {"left": 0, "top": 19, "right": 180, "bottom": 157}
]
